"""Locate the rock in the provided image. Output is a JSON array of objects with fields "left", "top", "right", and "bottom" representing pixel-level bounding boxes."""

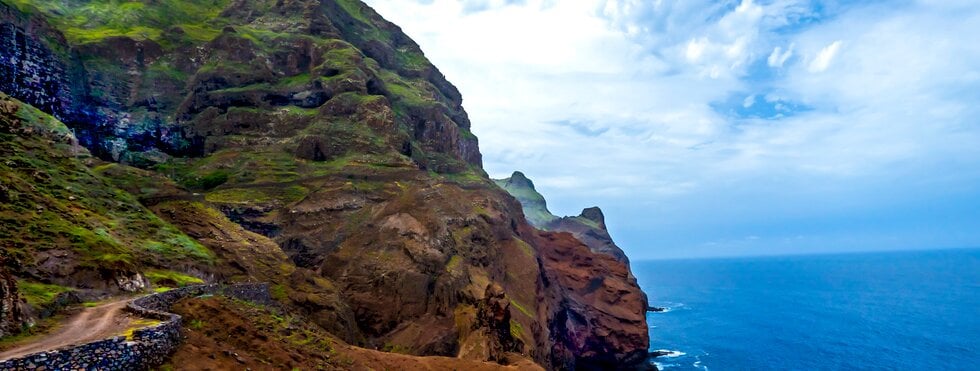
[
  {"left": 474, "top": 284, "right": 522, "bottom": 361},
  {"left": 294, "top": 135, "right": 344, "bottom": 162},
  {"left": 495, "top": 172, "right": 632, "bottom": 264},
  {"left": 0, "top": 253, "right": 26, "bottom": 337},
  {"left": 493, "top": 171, "right": 558, "bottom": 227},
  {"left": 535, "top": 231, "right": 650, "bottom": 370},
  {"left": 115, "top": 272, "right": 149, "bottom": 292}
]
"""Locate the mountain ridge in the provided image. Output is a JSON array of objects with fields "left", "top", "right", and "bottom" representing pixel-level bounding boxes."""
[
  {"left": 495, "top": 171, "right": 630, "bottom": 264},
  {"left": 0, "top": 1, "right": 652, "bottom": 369}
]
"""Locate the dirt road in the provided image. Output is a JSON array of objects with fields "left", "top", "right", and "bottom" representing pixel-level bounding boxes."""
[{"left": 0, "top": 300, "right": 138, "bottom": 361}]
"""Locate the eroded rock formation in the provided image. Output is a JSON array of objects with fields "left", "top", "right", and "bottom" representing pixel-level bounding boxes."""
[
  {"left": 496, "top": 171, "right": 631, "bottom": 264},
  {"left": 0, "top": 253, "right": 25, "bottom": 338}
]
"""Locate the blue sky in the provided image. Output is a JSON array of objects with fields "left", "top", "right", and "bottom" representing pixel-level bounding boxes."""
[{"left": 364, "top": 0, "right": 980, "bottom": 259}]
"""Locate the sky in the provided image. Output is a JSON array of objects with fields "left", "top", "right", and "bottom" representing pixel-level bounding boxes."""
[{"left": 362, "top": 0, "right": 980, "bottom": 260}]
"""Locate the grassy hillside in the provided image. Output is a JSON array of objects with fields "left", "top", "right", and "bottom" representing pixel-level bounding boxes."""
[{"left": 0, "top": 93, "right": 213, "bottom": 291}]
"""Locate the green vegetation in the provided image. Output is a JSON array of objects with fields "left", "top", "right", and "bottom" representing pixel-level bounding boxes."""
[
  {"left": 0, "top": 314, "right": 65, "bottom": 350},
  {"left": 270, "top": 284, "right": 288, "bottom": 302},
  {"left": 205, "top": 185, "right": 308, "bottom": 205},
  {"left": 440, "top": 168, "right": 492, "bottom": 186},
  {"left": 509, "top": 319, "right": 526, "bottom": 342},
  {"left": 515, "top": 239, "right": 534, "bottom": 257},
  {"left": 381, "top": 342, "right": 411, "bottom": 354},
  {"left": 395, "top": 47, "right": 428, "bottom": 71},
  {"left": 570, "top": 215, "right": 601, "bottom": 229},
  {"left": 1, "top": 94, "right": 214, "bottom": 279},
  {"left": 510, "top": 299, "right": 533, "bottom": 318},
  {"left": 145, "top": 269, "right": 204, "bottom": 287},
  {"left": 159, "top": 149, "right": 307, "bottom": 187},
  {"left": 379, "top": 70, "right": 431, "bottom": 107},
  {"left": 445, "top": 255, "right": 463, "bottom": 273},
  {"left": 189, "top": 297, "right": 336, "bottom": 354},
  {"left": 7, "top": 0, "right": 231, "bottom": 46},
  {"left": 16, "top": 281, "right": 72, "bottom": 308},
  {"left": 144, "top": 233, "right": 213, "bottom": 261},
  {"left": 198, "top": 170, "right": 230, "bottom": 190},
  {"left": 493, "top": 176, "right": 559, "bottom": 227},
  {"left": 333, "top": 0, "right": 392, "bottom": 42},
  {"left": 334, "top": 0, "right": 372, "bottom": 25}
]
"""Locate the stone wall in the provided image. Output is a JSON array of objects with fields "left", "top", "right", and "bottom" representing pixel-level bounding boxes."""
[{"left": 0, "top": 283, "right": 270, "bottom": 370}]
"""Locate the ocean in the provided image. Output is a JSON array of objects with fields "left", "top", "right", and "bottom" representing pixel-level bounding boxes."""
[{"left": 634, "top": 248, "right": 980, "bottom": 370}]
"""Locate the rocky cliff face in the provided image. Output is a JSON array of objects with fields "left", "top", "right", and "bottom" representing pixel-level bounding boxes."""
[
  {"left": 0, "top": 253, "right": 25, "bottom": 338},
  {"left": 535, "top": 231, "right": 649, "bottom": 368},
  {"left": 0, "top": 1, "right": 650, "bottom": 369},
  {"left": 494, "top": 171, "right": 558, "bottom": 227},
  {"left": 496, "top": 171, "right": 650, "bottom": 368},
  {"left": 495, "top": 171, "right": 631, "bottom": 264}
]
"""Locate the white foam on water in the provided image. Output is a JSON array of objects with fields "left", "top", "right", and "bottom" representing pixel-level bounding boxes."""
[
  {"left": 693, "top": 355, "right": 709, "bottom": 370},
  {"left": 654, "top": 349, "right": 686, "bottom": 358}
]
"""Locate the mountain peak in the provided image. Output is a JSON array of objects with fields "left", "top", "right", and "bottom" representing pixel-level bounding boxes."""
[
  {"left": 579, "top": 206, "right": 605, "bottom": 226},
  {"left": 506, "top": 171, "right": 535, "bottom": 190}
]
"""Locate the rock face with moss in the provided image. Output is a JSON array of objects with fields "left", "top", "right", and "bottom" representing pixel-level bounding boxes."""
[
  {"left": 0, "top": 1, "right": 650, "bottom": 369},
  {"left": 494, "top": 171, "right": 558, "bottom": 227},
  {"left": 495, "top": 171, "right": 630, "bottom": 263},
  {"left": 0, "top": 93, "right": 213, "bottom": 292},
  {"left": 0, "top": 253, "right": 25, "bottom": 338},
  {"left": 496, "top": 171, "right": 649, "bottom": 367},
  {"left": 0, "top": 0, "right": 479, "bottom": 171}
]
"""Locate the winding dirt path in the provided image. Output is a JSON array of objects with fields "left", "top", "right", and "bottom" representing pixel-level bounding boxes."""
[{"left": 0, "top": 300, "right": 137, "bottom": 361}]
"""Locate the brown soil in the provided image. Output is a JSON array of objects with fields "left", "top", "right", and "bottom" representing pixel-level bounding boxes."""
[
  {"left": 165, "top": 296, "right": 543, "bottom": 371},
  {"left": 0, "top": 300, "right": 137, "bottom": 361}
]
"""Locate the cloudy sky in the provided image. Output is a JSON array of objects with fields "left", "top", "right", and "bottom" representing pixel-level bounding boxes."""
[{"left": 363, "top": 0, "right": 980, "bottom": 259}]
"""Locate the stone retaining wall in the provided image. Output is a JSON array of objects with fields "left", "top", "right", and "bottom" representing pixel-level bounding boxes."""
[{"left": 0, "top": 283, "right": 270, "bottom": 370}]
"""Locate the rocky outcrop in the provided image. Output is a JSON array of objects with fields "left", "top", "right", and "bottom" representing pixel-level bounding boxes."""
[
  {"left": 548, "top": 207, "right": 629, "bottom": 264},
  {"left": 535, "top": 231, "right": 650, "bottom": 370},
  {"left": 0, "top": 2, "right": 80, "bottom": 123},
  {"left": 0, "top": 254, "right": 24, "bottom": 338},
  {"left": 494, "top": 171, "right": 558, "bottom": 227},
  {"left": 474, "top": 283, "right": 522, "bottom": 362},
  {"left": 496, "top": 172, "right": 650, "bottom": 368},
  {"left": 495, "top": 171, "right": 630, "bottom": 264}
]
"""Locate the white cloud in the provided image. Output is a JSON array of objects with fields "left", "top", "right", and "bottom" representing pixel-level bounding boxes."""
[
  {"left": 767, "top": 43, "right": 794, "bottom": 67},
  {"left": 808, "top": 40, "right": 843, "bottom": 73}
]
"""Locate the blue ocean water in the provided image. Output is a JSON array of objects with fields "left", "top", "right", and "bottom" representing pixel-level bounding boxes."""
[{"left": 634, "top": 248, "right": 980, "bottom": 370}]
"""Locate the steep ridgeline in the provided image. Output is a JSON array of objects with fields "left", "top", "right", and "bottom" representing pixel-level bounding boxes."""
[
  {"left": 0, "top": 1, "right": 650, "bottom": 369},
  {"left": 495, "top": 171, "right": 630, "bottom": 264}
]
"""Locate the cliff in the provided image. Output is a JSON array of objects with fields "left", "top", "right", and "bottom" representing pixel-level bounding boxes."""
[
  {"left": 496, "top": 171, "right": 649, "bottom": 367},
  {"left": 0, "top": 1, "right": 650, "bottom": 369},
  {"left": 495, "top": 172, "right": 630, "bottom": 264}
]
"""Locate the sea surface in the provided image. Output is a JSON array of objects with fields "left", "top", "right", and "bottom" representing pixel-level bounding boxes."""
[{"left": 634, "top": 248, "right": 980, "bottom": 370}]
